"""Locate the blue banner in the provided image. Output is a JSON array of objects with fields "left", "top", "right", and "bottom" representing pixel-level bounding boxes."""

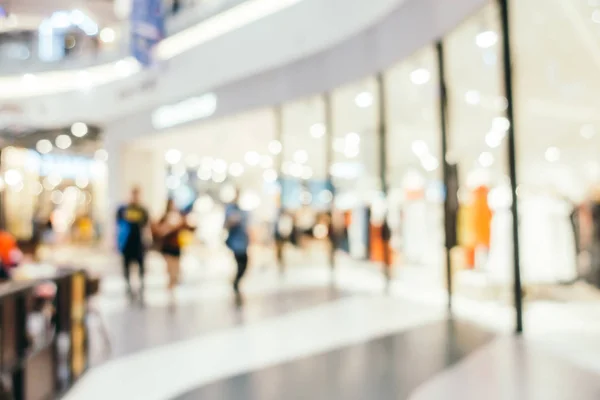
[{"left": 130, "top": 0, "right": 165, "bottom": 66}]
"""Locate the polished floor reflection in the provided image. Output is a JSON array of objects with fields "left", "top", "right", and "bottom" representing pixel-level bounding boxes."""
[{"left": 175, "top": 319, "right": 494, "bottom": 400}]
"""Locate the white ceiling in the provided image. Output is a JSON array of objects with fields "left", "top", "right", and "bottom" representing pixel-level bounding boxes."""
[{"left": 130, "top": 0, "right": 600, "bottom": 202}]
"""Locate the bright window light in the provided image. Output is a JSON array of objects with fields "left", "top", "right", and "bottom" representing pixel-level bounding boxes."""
[
  {"left": 410, "top": 68, "right": 431, "bottom": 85},
  {"left": 476, "top": 30, "right": 498, "bottom": 49},
  {"left": 99, "top": 27, "right": 116, "bottom": 43},
  {"left": 55, "top": 134, "right": 72, "bottom": 150}
]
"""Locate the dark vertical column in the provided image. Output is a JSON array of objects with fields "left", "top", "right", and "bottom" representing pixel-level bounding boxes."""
[
  {"left": 275, "top": 105, "right": 286, "bottom": 275},
  {"left": 376, "top": 73, "right": 392, "bottom": 288},
  {"left": 436, "top": 42, "right": 454, "bottom": 312},
  {"left": 324, "top": 93, "right": 336, "bottom": 278},
  {"left": 498, "top": 0, "right": 523, "bottom": 334}
]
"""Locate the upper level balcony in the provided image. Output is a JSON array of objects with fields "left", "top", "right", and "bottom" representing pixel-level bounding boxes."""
[{"left": 0, "top": 0, "right": 249, "bottom": 76}]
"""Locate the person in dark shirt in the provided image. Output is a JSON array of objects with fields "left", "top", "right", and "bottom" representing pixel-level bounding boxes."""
[
  {"left": 117, "top": 187, "right": 150, "bottom": 298},
  {"left": 155, "top": 199, "right": 188, "bottom": 293},
  {"left": 225, "top": 191, "right": 250, "bottom": 295}
]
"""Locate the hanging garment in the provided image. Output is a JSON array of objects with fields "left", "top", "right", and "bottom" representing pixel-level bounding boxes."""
[{"left": 520, "top": 195, "right": 577, "bottom": 284}]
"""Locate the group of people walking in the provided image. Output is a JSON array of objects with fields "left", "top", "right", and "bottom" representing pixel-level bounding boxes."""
[{"left": 116, "top": 187, "right": 249, "bottom": 299}]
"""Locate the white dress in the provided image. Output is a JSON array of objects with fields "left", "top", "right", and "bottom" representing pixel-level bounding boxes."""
[{"left": 519, "top": 195, "right": 577, "bottom": 284}]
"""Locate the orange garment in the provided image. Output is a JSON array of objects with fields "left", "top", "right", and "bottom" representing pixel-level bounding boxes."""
[
  {"left": 0, "top": 231, "right": 20, "bottom": 267},
  {"left": 472, "top": 186, "right": 492, "bottom": 248}
]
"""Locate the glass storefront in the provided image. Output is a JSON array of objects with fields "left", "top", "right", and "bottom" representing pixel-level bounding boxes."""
[
  {"left": 445, "top": 3, "right": 514, "bottom": 303},
  {"left": 331, "top": 77, "right": 381, "bottom": 261},
  {"left": 384, "top": 46, "right": 445, "bottom": 290},
  {"left": 112, "top": 0, "right": 600, "bottom": 334},
  {"left": 512, "top": 0, "right": 600, "bottom": 316}
]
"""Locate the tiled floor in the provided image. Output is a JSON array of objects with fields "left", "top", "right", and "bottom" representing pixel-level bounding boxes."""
[{"left": 48, "top": 245, "right": 600, "bottom": 400}]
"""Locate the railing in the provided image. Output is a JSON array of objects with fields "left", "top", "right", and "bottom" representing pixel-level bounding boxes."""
[
  {"left": 0, "top": 0, "right": 251, "bottom": 75},
  {"left": 0, "top": 269, "right": 88, "bottom": 400}
]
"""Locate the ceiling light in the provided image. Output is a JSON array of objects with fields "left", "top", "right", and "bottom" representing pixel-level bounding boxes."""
[
  {"left": 310, "top": 123, "right": 326, "bottom": 138},
  {"left": 229, "top": 162, "right": 244, "bottom": 177},
  {"left": 411, "top": 140, "right": 429, "bottom": 157},
  {"left": 410, "top": 68, "right": 431, "bottom": 85},
  {"left": 263, "top": 169, "right": 278, "bottom": 183},
  {"left": 492, "top": 116, "right": 510, "bottom": 132},
  {"left": 581, "top": 124, "right": 596, "bottom": 139},
  {"left": 478, "top": 151, "right": 495, "bottom": 167},
  {"left": 545, "top": 146, "right": 560, "bottom": 163},
  {"left": 4, "top": 169, "right": 22, "bottom": 186},
  {"left": 268, "top": 140, "right": 282, "bottom": 155},
  {"left": 355, "top": 92, "right": 374, "bottom": 108},
  {"left": 95, "top": 149, "right": 108, "bottom": 161},
  {"left": 165, "top": 149, "right": 182, "bottom": 165},
  {"left": 345, "top": 132, "right": 361, "bottom": 147},
  {"left": 421, "top": 155, "right": 439, "bottom": 172},
  {"left": 293, "top": 150, "right": 308, "bottom": 164},
  {"left": 55, "top": 134, "right": 72, "bottom": 150},
  {"left": 465, "top": 90, "right": 481, "bottom": 105},
  {"left": 71, "top": 122, "right": 88, "bottom": 137},
  {"left": 593, "top": 10, "right": 600, "bottom": 24},
  {"left": 213, "top": 158, "right": 227, "bottom": 173},
  {"left": 244, "top": 151, "right": 260, "bottom": 166},
  {"left": 36, "top": 139, "right": 53, "bottom": 154},
  {"left": 99, "top": 27, "right": 116, "bottom": 43},
  {"left": 475, "top": 30, "right": 498, "bottom": 48},
  {"left": 485, "top": 131, "right": 505, "bottom": 148}
]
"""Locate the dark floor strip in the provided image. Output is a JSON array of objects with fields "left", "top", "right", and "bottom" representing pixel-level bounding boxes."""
[
  {"left": 100, "top": 287, "right": 345, "bottom": 361},
  {"left": 172, "top": 319, "right": 495, "bottom": 400}
]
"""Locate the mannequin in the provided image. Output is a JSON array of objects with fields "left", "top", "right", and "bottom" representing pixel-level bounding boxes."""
[{"left": 519, "top": 189, "right": 577, "bottom": 284}]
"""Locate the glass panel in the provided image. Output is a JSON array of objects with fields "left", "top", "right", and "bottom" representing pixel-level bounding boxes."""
[
  {"left": 281, "top": 95, "right": 331, "bottom": 264},
  {"left": 514, "top": 0, "right": 600, "bottom": 336},
  {"left": 445, "top": 3, "right": 514, "bottom": 320},
  {"left": 330, "top": 77, "right": 381, "bottom": 262},
  {"left": 384, "top": 46, "right": 445, "bottom": 291}
]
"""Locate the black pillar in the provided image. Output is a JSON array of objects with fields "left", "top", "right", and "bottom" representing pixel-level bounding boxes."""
[
  {"left": 376, "top": 73, "right": 392, "bottom": 287},
  {"left": 324, "top": 93, "right": 336, "bottom": 278},
  {"left": 275, "top": 105, "right": 286, "bottom": 275},
  {"left": 498, "top": 0, "right": 524, "bottom": 334},
  {"left": 436, "top": 42, "right": 456, "bottom": 312}
]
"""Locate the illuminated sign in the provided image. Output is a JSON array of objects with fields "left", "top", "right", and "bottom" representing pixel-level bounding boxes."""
[{"left": 152, "top": 93, "right": 217, "bottom": 130}]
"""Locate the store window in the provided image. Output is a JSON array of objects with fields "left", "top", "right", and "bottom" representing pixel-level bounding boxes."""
[
  {"left": 513, "top": 1, "right": 600, "bottom": 307},
  {"left": 384, "top": 46, "right": 445, "bottom": 288},
  {"left": 330, "top": 77, "right": 381, "bottom": 261},
  {"left": 445, "top": 3, "right": 513, "bottom": 304},
  {"left": 280, "top": 96, "right": 331, "bottom": 260}
]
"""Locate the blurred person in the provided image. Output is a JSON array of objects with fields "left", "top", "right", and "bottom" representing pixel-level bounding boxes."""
[
  {"left": 116, "top": 187, "right": 150, "bottom": 298},
  {"left": 154, "top": 199, "right": 189, "bottom": 293},
  {"left": 224, "top": 190, "right": 250, "bottom": 295}
]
